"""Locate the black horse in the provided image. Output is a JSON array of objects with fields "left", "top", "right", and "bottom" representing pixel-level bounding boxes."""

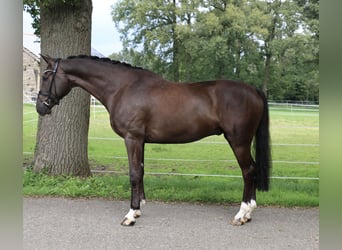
[{"left": 37, "top": 55, "right": 271, "bottom": 226}]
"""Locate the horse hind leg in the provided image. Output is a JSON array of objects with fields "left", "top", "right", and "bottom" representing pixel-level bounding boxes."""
[
  {"left": 227, "top": 140, "right": 258, "bottom": 226},
  {"left": 234, "top": 160, "right": 257, "bottom": 225}
]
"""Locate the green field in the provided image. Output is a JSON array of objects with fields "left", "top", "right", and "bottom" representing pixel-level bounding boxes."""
[{"left": 23, "top": 103, "right": 319, "bottom": 206}]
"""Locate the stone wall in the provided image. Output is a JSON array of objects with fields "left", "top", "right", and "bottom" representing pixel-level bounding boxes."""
[
  {"left": 23, "top": 47, "right": 40, "bottom": 103},
  {"left": 23, "top": 47, "right": 105, "bottom": 103}
]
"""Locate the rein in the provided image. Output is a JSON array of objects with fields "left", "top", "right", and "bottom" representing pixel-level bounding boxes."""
[{"left": 38, "top": 59, "right": 61, "bottom": 107}]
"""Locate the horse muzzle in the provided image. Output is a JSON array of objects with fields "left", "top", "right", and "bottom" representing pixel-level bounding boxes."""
[{"left": 36, "top": 99, "right": 52, "bottom": 116}]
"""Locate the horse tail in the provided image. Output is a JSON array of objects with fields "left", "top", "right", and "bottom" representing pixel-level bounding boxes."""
[{"left": 254, "top": 89, "right": 271, "bottom": 191}]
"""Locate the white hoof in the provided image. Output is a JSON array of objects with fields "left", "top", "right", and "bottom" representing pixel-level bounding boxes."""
[
  {"left": 231, "top": 215, "right": 252, "bottom": 226},
  {"left": 121, "top": 209, "right": 137, "bottom": 226},
  {"left": 121, "top": 217, "right": 136, "bottom": 226},
  {"left": 231, "top": 218, "right": 245, "bottom": 226}
]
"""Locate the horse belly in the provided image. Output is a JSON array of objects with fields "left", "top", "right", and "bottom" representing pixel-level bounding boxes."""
[
  {"left": 145, "top": 117, "right": 221, "bottom": 143},
  {"left": 144, "top": 85, "right": 221, "bottom": 143}
]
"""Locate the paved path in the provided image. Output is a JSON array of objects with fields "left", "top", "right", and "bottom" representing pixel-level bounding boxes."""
[{"left": 23, "top": 197, "right": 318, "bottom": 250}]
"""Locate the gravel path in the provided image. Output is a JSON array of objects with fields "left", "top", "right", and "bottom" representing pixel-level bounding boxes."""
[{"left": 23, "top": 197, "right": 319, "bottom": 250}]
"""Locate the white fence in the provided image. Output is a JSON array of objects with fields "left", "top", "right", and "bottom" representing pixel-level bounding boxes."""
[
  {"left": 24, "top": 98, "right": 319, "bottom": 181},
  {"left": 268, "top": 101, "right": 319, "bottom": 112},
  {"left": 87, "top": 97, "right": 319, "bottom": 180}
]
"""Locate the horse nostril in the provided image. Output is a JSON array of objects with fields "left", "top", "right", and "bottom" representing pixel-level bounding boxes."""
[
  {"left": 43, "top": 100, "right": 50, "bottom": 107},
  {"left": 36, "top": 101, "right": 51, "bottom": 116}
]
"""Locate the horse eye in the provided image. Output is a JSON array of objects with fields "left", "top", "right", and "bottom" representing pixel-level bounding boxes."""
[{"left": 42, "top": 71, "right": 51, "bottom": 80}]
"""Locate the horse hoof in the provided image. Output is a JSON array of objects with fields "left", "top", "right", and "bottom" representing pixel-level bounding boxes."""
[
  {"left": 231, "top": 218, "right": 245, "bottom": 226},
  {"left": 120, "top": 218, "right": 136, "bottom": 226},
  {"left": 243, "top": 217, "right": 252, "bottom": 223},
  {"left": 231, "top": 217, "right": 252, "bottom": 226}
]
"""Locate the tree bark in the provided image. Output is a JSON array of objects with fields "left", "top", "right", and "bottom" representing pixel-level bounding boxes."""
[
  {"left": 34, "top": 1, "right": 92, "bottom": 176},
  {"left": 171, "top": 0, "right": 180, "bottom": 82}
]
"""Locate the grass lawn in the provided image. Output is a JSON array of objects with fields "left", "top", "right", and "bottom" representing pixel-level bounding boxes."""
[{"left": 23, "top": 103, "right": 319, "bottom": 206}]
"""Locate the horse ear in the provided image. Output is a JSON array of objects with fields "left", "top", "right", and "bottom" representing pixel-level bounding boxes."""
[{"left": 40, "top": 54, "right": 53, "bottom": 64}]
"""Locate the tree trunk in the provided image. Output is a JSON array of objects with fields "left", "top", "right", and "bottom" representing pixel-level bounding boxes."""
[
  {"left": 262, "top": 0, "right": 281, "bottom": 97},
  {"left": 185, "top": 12, "right": 193, "bottom": 82},
  {"left": 33, "top": 1, "right": 92, "bottom": 176},
  {"left": 171, "top": 0, "right": 179, "bottom": 82},
  {"left": 263, "top": 49, "right": 271, "bottom": 96}
]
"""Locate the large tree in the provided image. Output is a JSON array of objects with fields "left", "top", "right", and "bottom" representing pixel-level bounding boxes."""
[
  {"left": 112, "top": 0, "right": 202, "bottom": 82},
  {"left": 24, "top": 0, "right": 93, "bottom": 176}
]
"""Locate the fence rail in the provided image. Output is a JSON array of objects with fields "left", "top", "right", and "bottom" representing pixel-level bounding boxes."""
[
  {"left": 268, "top": 101, "right": 319, "bottom": 112},
  {"left": 23, "top": 100, "right": 319, "bottom": 181},
  {"left": 91, "top": 169, "right": 319, "bottom": 181}
]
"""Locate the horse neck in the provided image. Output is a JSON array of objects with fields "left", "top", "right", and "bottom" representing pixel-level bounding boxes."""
[{"left": 63, "top": 59, "right": 124, "bottom": 107}]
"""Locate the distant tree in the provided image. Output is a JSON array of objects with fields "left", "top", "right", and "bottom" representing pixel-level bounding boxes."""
[
  {"left": 258, "top": 0, "right": 319, "bottom": 101},
  {"left": 24, "top": 0, "right": 93, "bottom": 176},
  {"left": 188, "top": 0, "right": 268, "bottom": 85},
  {"left": 111, "top": 0, "right": 318, "bottom": 101}
]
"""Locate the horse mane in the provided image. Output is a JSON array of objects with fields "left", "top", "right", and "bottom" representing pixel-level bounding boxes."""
[{"left": 66, "top": 55, "right": 144, "bottom": 71}]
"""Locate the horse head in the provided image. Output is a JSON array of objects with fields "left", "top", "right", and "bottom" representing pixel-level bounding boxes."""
[{"left": 36, "top": 54, "right": 72, "bottom": 115}]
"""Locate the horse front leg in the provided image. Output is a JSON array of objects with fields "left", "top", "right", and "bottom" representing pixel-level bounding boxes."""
[{"left": 121, "top": 137, "right": 144, "bottom": 226}]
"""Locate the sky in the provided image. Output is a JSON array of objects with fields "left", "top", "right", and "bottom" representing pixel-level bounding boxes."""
[{"left": 23, "top": 0, "right": 122, "bottom": 57}]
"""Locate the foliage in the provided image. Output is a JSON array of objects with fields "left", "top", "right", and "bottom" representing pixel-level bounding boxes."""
[
  {"left": 23, "top": 0, "right": 83, "bottom": 36},
  {"left": 24, "top": 0, "right": 319, "bottom": 101},
  {"left": 23, "top": 0, "right": 41, "bottom": 36},
  {"left": 111, "top": 0, "right": 319, "bottom": 101}
]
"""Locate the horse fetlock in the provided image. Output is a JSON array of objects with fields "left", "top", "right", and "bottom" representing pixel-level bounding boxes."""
[
  {"left": 140, "top": 199, "right": 146, "bottom": 207},
  {"left": 134, "top": 209, "right": 142, "bottom": 218},
  {"left": 249, "top": 199, "right": 257, "bottom": 209},
  {"left": 232, "top": 200, "right": 256, "bottom": 226}
]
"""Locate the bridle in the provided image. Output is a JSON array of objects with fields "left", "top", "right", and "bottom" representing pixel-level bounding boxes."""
[{"left": 38, "top": 59, "right": 61, "bottom": 107}]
